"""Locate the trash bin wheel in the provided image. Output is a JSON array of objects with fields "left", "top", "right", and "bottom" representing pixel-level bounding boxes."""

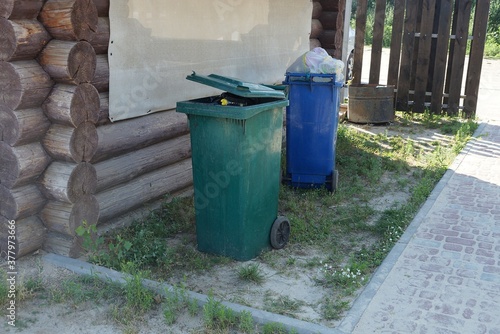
[
  {"left": 329, "top": 170, "right": 339, "bottom": 193},
  {"left": 270, "top": 216, "right": 290, "bottom": 249}
]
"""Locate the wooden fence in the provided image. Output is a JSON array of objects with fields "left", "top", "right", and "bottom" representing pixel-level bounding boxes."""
[{"left": 352, "top": 0, "right": 490, "bottom": 117}]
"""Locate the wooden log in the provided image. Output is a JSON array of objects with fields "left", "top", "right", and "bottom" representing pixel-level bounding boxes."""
[
  {"left": 318, "top": 29, "right": 343, "bottom": 49},
  {"left": 95, "top": 134, "right": 191, "bottom": 192},
  {"left": 40, "top": 161, "right": 97, "bottom": 203},
  {"left": 310, "top": 38, "right": 322, "bottom": 50},
  {"left": 43, "top": 231, "right": 83, "bottom": 258},
  {"left": 0, "top": 184, "right": 46, "bottom": 220},
  {"left": 91, "top": 54, "right": 108, "bottom": 92},
  {"left": 90, "top": 17, "right": 109, "bottom": 54},
  {"left": 41, "top": 195, "right": 99, "bottom": 237},
  {"left": 92, "top": 110, "right": 188, "bottom": 163},
  {"left": 92, "top": 0, "right": 109, "bottom": 17},
  {"left": 0, "top": 60, "right": 54, "bottom": 110},
  {"left": 97, "top": 187, "right": 193, "bottom": 235},
  {"left": 0, "top": 0, "right": 45, "bottom": 20},
  {"left": 312, "top": 2, "right": 322, "bottom": 19},
  {"left": 0, "top": 19, "right": 51, "bottom": 61},
  {"left": 0, "top": 142, "right": 51, "bottom": 189},
  {"left": 0, "top": 215, "right": 46, "bottom": 258},
  {"left": 38, "top": 40, "right": 96, "bottom": 85},
  {"left": 320, "top": 0, "right": 345, "bottom": 12},
  {"left": 42, "top": 122, "right": 98, "bottom": 163},
  {"left": 96, "top": 91, "right": 109, "bottom": 125},
  {"left": 0, "top": 107, "right": 51, "bottom": 147},
  {"left": 39, "top": 0, "right": 98, "bottom": 42},
  {"left": 96, "top": 158, "right": 193, "bottom": 223},
  {"left": 310, "top": 19, "right": 323, "bottom": 39},
  {"left": 43, "top": 83, "right": 100, "bottom": 127},
  {"left": 0, "top": 108, "right": 17, "bottom": 144},
  {"left": 319, "top": 11, "right": 343, "bottom": 31}
]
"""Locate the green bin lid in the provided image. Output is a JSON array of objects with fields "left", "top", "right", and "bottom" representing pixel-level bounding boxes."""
[{"left": 186, "top": 72, "right": 286, "bottom": 99}]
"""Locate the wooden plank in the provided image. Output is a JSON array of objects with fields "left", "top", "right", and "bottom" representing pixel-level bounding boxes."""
[
  {"left": 430, "top": 0, "right": 453, "bottom": 113},
  {"left": 352, "top": 0, "right": 367, "bottom": 84},
  {"left": 443, "top": 0, "right": 460, "bottom": 107},
  {"left": 446, "top": 0, "right": 473, "bottom": 115},
  {"left": 463, "top": 0, "right": 490, "bottom": 118},
  {"left": 396, "top": 0, "right": 418, "bottom": 110},
  {"left": 387, "top": 0, "right": 406, "bottom": 87},
  {"left": 412, "top": 0, "right": 437, "bottom": 113},
  {"left": 409, "top": 0, "right": 424, "bottom": 98},
  {"left": 369, "top": 0, "right": 386, "bottom": 84}
]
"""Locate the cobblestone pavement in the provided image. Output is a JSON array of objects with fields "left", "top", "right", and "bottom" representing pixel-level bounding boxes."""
[{"left": 336, "top": 120, "right": 500, "bottom": 333}]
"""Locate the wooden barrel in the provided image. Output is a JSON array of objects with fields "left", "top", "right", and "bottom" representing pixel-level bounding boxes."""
[{"left": 348, "top": 84, "right": 395, "bottom": 123}]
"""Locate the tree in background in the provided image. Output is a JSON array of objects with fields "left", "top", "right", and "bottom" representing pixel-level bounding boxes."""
[{"left": 488, "top": 0, "right": 500, "bottom": 43}]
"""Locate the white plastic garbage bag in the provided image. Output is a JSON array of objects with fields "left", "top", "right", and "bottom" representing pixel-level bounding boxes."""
[{"left": 286, "top": 47, "right": 345, "bottom": 82}]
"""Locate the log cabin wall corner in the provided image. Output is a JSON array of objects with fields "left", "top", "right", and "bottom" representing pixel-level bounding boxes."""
[
  {"left": 310, "top": 0, "right": 348, "bottom": 60},
  {"left": 1, "top": 0, "right": 192, "bottom": 259},
  {"left": 1, "top": 0, "right": 345, "bottom": 259}
]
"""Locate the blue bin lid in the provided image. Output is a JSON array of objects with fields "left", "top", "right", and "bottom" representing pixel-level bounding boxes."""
[{"left": 186, "top": 72, "right": 286, "bottom": 99}]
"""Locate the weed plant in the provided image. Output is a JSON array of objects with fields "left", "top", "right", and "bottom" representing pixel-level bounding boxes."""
[
  {"left": 163, "top": 282, "right": 199, "bottom": 325},
  {"left": 203, "top": 292, "right": 238, "bottom": 332},
  {"left": 262, "top": 322, "right": 298, "bottom": 334},
  {"left": 76, "top": 111, "right": 478, "bottom": 328},
  {"left": 0, "top": 268, "right": 8, "bottom": 307},
  {"left": 237, "top": 264, "right": 265, "bottom": 284},
  {"left": 263, "top": 292, "right": 304, "bottom": 317}
]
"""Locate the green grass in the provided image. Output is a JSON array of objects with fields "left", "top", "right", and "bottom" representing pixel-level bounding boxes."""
[
  {"left": 238, "top": 264, "right": 265, "bottom": 284},
  {"left": 483, "top": 25, "right": 500, "bottom": 59},
  {"left": 0, "top": 268, "right": 8, "bottom": 307},
  {"left": 203, "top": 292, "right": 238, "bottom": 332},
  {"left": 263, "top": 293, "right": 305, "bottom": 317},
  {"left": 74, "top": 110, "right": 478, "bottom": 329}
]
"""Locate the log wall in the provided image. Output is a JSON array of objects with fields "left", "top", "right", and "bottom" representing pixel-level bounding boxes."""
[
  {"left": 1, "top": 0, "right": 193, "bottom": 259},
  {"left": 311, "top": 0, "right": 346, "bottom": 59},
  {"left": 0, "top": 1, "right": 51, "bottom": 258}
]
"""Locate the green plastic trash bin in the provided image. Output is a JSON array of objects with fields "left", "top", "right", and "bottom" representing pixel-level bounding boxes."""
[{"left": 176, "top": 73, "right": 290, "bottom": 261}]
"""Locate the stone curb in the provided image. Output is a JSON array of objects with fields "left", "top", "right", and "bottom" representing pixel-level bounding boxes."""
[{"left": 43, "top": 253, "right": 342, "bottom": 334}]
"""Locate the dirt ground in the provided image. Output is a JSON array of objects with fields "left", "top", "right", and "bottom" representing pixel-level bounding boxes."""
[
  {"left": 1, "top": 120, "right": 458, "bottom": 334},
  {"left": 1, "top": 253, "right": 204, "bottom": 334},
  {"left": 2, "top": 52, "right": 498, "bottom": 334}
]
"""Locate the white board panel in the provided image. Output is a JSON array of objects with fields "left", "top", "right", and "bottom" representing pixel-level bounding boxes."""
[{"left": 109, "top": 0, "right": 312, "bottom": 121}]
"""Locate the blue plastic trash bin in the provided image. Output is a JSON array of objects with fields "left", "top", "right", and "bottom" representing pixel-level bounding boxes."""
[{"left": 283, "top": 72, "right": 342, "bottom": 191}]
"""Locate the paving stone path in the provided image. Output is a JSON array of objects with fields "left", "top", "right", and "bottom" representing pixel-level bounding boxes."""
[{"left": 336, "top": 120, "right": 500, "bottom": 334}]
